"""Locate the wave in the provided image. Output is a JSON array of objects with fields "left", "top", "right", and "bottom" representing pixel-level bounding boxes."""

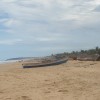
[{"left": 0, "top": 60, "right": 19, "bottom": 64}]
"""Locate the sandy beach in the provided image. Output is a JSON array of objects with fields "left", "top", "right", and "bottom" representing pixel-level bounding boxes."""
[{"left": 0, "top": 61, "right": 100, "bottom": 100}]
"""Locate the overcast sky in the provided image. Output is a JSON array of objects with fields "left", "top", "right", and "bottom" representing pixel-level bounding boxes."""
[{"left": 0, "top": 0, "right": 100, "bottom": 60}]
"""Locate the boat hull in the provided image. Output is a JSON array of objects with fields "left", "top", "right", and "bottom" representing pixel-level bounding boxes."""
[{"left": 23, "top": 59, "right": 68, "bottom": 68}]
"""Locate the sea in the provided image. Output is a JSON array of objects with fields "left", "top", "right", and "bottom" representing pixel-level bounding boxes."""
[{"left": 0, "top": 60, "right": 20, "bottom": 64}]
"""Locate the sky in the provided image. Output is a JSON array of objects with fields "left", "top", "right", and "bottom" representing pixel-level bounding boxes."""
[{"left": 0, "top": 0, "right": 100, "bottom": 60}]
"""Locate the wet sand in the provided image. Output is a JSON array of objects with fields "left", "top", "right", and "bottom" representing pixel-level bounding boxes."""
[{"left": 0, "top": 61, "right": 100, "bottom": 100}]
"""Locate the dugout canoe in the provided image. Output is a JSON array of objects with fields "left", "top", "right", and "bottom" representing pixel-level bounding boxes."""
[{"left": 22, "top": 58, "right": 68, "bottom": 68}]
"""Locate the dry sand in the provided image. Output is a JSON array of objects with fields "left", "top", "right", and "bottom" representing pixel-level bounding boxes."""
[{"left": 0, "top": 61, "right": 100, "bottom": 100}]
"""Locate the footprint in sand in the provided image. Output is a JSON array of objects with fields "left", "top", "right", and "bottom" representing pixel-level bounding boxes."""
[
  {"left": 0, "top": 91, "right": 3, "bottom": 93},
  {"left": 45, "top": 91, "right": 51, "bottom": 94},
  {"left": 16, "top": 96, "right": 32, "bottom": 100},
  {"left": 58, "top": 89, "right": 68, "bottom": 93},
  {"left": 5, "top": 98, "right": 12, "bottom": 100}
]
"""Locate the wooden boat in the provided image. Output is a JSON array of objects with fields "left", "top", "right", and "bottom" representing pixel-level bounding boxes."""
[{"left": 22, "top": 58, "right": 68, "bottom": 68}]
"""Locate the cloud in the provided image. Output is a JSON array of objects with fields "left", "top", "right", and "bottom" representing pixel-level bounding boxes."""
[
  {"left": 0, "top": 0, "right": 100, "bottom": 59},
  {"left": 93, "top": 5, "right": 100, "bottom": 12},
  {"left": 0, "top": 0, "right": 99, "bottom": 33},
  {"left": 0, "top": 39, "right": 23, "bottom": 45}
]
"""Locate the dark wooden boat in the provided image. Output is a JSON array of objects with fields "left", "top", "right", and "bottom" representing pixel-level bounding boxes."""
[{"left": 23, "top": 58, "right": 68, "bottom": 68}]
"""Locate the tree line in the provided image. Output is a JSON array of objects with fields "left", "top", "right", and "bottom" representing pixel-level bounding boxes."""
[
  {"left": 67, "top": 47, "right": 100, "bottom": 56},
  {"left": 53, "top": 47, "right": 100, "bottom": 58}
]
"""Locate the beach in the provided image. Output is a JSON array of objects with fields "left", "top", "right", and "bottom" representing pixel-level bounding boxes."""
[{"left": 0, "top": 61, "right": 100, "bottom": 100}]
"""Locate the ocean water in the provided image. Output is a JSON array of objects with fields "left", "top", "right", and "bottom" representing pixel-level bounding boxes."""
[{"left": 0, "top": 60, "right": 19, "bottom": 64}]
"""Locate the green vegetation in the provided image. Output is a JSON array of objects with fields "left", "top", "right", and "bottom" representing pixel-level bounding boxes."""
[
  {"left": 54, "top": 47, "right": 100, "bottom": 59},
  {"left": 68, "top": 46, "right": 100, "bottom": 56}
]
